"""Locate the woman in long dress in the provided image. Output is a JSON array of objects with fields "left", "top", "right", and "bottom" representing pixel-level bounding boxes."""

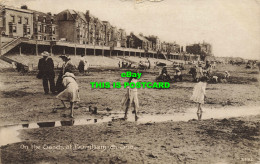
[
  {"left": 56, "top": 72, "right": 80, "bottom": 118},
  {"left": 56, "top": 55, "right": 75, "bottom": 93}
]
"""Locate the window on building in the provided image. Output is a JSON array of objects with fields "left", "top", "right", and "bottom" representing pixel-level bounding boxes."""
[
  {"left": 63, "top": 13, "right": 67, "bottom": 20},
  {"left": 18, "top": 17, "right": 22, "bottom": 24},
  {"left": 9, "top": 26, "right": 12, "bottom": 33},
  {"left": 43, "top": 17, "right": 46, "bottom": 23},
  {"left": 52, "top": 27, "right": 55, "bottom": 34},
  {"left": 11, "top": 15, "right": 15, "bottom": 23},
  {"left": 38, "top": 25, "right": 41, "bottom": 32},
  {"left": 27, "top": 28, "right": 30, "bottom": 34},
  {"left": 53, "top": 37, "right": 56, "bottom": 40},
  {"left": 13, "top": 26, "right": 16, "bottom": 33},
  {"left": 43, "top": 36, "right": 47, "bottom": 40},
  {"left": 43, "top": 25, "right": 46, "bottom": 33},
  {"left": 25, "top": 18, "right": 29, "bottom": 25},
  {"left": 38, "top": 35, "right": 42, "bottom": 40},
  {"left": 51, "top": 18, "right": 54, "bottom": 24},
  {"left": 36, "top": 15, "right": 39, "bottom": 21}
]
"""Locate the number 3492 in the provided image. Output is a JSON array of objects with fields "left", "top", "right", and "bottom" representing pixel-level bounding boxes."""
[{"left": 241, "top": 158, "right": 253, "bottom": 162}]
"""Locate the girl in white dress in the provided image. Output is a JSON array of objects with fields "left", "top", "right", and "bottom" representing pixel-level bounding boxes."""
[
  {"left": 56, "top": 72, "right": 80, "bottom": 117},
  {"left": 190, "top": 77, "right": 207, "bottom": 113}
]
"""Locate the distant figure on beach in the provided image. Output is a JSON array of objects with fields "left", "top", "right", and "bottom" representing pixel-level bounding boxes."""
[
  {"left": 56, "top": 72, "right": 80, "bottom": 118},
  {"left": 173, "top": 66, "right": 182, "bottom": 81},
  {"left": 78, "top": 54, "right": 89, "bottom": 74},
  {"left": 212, "top": 61, "right": 216, "bottom": 69},
  {"left": 189, "top": 64, "right": 202, "bottom": 82},
  {"left": 190, "top": 77, "right": 207, "bottom": 113},
  {"left": 147, "top": 58, "right": 151, "bottom": 69},
  {"left": 121, "top": 76, "right": 139, "bottom": 121},
  {"left": 37, "top": 51, "right": 55, "bottom": 94},
  {"left": 56, "top": 55, "right": 75, "bottom": 93},
  {"left": 157, "top": 67, "right": 171, "bottom": 82},
  {"left": 204, "top": 61, "right": 212, "bottom": 77}
]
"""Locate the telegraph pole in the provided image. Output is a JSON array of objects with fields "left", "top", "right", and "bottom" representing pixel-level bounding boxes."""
[{"left": 36, "top": 39, "right": 38, "bottom": 56}]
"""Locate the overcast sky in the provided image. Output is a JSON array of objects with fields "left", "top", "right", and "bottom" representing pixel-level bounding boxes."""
[{"left": 3, "top": 0, "right": 260, "bottom": 59}]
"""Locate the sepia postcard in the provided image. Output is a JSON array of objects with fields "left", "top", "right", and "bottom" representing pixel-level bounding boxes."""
[{"left": 0, "top": 0, "right": 259, "bottom": 163}]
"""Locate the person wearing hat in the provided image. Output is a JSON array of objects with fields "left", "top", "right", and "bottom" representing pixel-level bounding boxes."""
[
  {"left": 56, "top": 55, "right": 75, "bottom": 93},
  {"left": 37, "top": 51, "right": 55, "bottom": 94},
  {"left": 174, "top": 66, "right": 182, "bottom": 81}
]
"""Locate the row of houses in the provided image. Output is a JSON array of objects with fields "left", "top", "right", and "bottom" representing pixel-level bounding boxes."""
[
  {"left": 186, "top": 42, "right": 212, "bottom": 56},
  {"left": 0, "top": 5, "right": 211, "bottom": 56},
  {"left": 0, "top": 5, "right": 58, "bottom": 41}
]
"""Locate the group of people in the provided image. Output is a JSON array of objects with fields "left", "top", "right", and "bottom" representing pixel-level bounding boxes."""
[
  {"left": 156, "top": 66, "right": 182, "bottom": 82},
  {"left": 118, "top": 58, "right": 151, "bottom": 70},
  {"left": 36, "top": 52, "right": 211, "bottom": 120},
  {"left": 37, "top": 51, "right": 140, "bottom": 119},
  {"left": 119, "top": 61, "right": 131, "bottom": 68},
  {"left": 37, "top": 51, "right": 80, "bottom": 117},
  {"left": 189, "top": 61, "right": 213, "bottom": 82},
  {"left": 190, "top": 61, "right": 231, "bottom": 83}
]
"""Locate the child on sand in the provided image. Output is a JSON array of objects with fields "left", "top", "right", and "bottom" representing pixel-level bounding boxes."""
[
  {"left": 190, "top": 77, "right": 207, "bottom": 113},
  {"left": 121, "top": 76, "right": 139, "bottom": 121},
  {"left": 56, "top": 72, "right": 80, "bottom": 118}
]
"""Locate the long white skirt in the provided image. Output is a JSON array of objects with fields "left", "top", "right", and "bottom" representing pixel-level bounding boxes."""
[{"left": 56, "top": 83, "right": 80, "bottom": 102}]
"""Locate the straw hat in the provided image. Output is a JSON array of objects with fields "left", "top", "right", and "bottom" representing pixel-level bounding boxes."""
[
  {"left": 63, "top": 72, "right": 75, "bottom": 79},
  {"left": 41, "top": 51, "right": 50, "bottom": 56},
  {"left": 59, "top": 55, "right": 71, "bottom": 60}
]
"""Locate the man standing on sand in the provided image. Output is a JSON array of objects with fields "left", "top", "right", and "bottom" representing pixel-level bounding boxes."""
[{"left": 37, "top": 51, "right": 56, "bottom": 94}]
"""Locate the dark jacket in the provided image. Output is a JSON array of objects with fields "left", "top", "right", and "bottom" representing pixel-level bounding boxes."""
[{"left": 38, "top": 57, "right": 55, "bottom": 78}]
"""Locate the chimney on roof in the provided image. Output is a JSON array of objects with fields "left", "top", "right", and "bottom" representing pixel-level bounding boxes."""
[
  {"left": 21, "top": 5, "right": 28, "bottom": 10},
  {"left": 85, "top": 10, "right": 90, "bottom": 21}
]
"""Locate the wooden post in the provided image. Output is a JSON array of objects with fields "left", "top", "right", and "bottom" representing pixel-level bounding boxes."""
[
  {"left": 19, "top": 46, "right": 22, "bottom": 56},
  {"left": 50, "top": 45, "right": 53, "bottom": 55},
  {"left": 74, "top": 44, "right": 76, "bottom": 56},
  {"left": 117, "top": 51, "right": 118, "bottom": 57},
  {"left": 135, "top": 51, "right": 136, "bottom": 57},
  {"left": 102, "top": 45, "right": 104, "bottom": 56},
  {"left": 63, "top": 47, "right": 66, "bottom": 55},
  {"left": 85, "top": 42, "right": 87, "bottom": 56},
  {"left": 36, "top": 40, "right": 38, "bottom": 56},
  {"left": 110, "top": 50, "right": 112, "bottom": 57}
]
